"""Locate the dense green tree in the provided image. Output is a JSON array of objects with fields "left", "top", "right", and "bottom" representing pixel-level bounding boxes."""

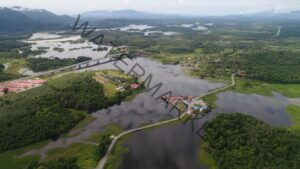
[
  {"left": 0, "top": 73, "right": 136, "bottom": 151},
  {"left": 24, "top": 157, "right": 79, "bottom": 169},
  {"left": 202, "top": 113, "right": 300, "bottom": 169},
  {"left": 96, "top": 134, "right": 112, "bottom": 160},
  {"left": 27, "top": 57, "right": 91, "bottom": 72}
]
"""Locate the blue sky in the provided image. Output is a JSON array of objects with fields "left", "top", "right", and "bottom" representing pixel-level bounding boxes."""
[{"left": 1, "top": 0, "right": 300, "bottom": 15}]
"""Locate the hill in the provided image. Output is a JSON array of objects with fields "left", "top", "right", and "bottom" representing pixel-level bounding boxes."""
[{"left": 0, "top": 7, "right": 72, "bottom": 32}]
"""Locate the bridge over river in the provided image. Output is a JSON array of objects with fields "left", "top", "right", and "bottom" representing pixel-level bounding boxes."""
[{"left": 1, "top": 47, "right": 129, "bottom": 84}]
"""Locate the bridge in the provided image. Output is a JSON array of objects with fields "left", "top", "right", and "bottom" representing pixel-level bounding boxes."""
[{"left": 1, "top": 47, "right": 129, "bottom": 83}]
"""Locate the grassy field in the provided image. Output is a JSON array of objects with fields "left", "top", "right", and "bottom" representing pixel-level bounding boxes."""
[
  {"left": 4, "top": 59, "right": 27, "bottom": 75},
  {"left": 93, "top": 70, "right": 134, "bottom": 97},
  {"left": 0, "top": 140, "right": 49, "bottom": 169},
  {"left": 3, "top": 125, "right": 127, "bottom": 169},
  {"left": 286, "top": 105, "right": 300, "bottom": 134},
  {"left": 198, "top": 142, "right": 219, "bottom": 169},
  {"left": 88, "top": 125, "right": 127, "bottom": 169},
  {"left": 45, "top": 143, "right": 99, "bottom": 169},
  {"left": 104, "top": 135, "right": 131, "bottom": 169},
  {"left": 152, "top": 52, "right": 194, "bottom": 64},
  {"left": 232, "top": 78, "right": 300, "bottom": 98}
]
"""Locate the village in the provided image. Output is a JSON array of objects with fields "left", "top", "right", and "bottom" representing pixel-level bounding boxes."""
[
  {"left": 0, "top": 70, "right": 142, "bottom": 97},
  {"left": 0, "top": 78, "right": 46, "bottom": 96},
  {"left": 161, "top": 95, "right": 210, "bottom": 116}
]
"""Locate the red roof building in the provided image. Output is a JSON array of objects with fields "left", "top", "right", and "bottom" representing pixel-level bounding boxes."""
[{"left": 130, "top": 83, "right": 140, "bottom": 89}]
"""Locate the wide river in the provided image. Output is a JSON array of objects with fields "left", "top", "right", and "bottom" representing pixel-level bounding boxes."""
[{"left": 22, "top": 34, "right": 298, "bottom": 168}]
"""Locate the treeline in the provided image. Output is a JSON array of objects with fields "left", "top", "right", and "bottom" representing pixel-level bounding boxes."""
[
  {"left": 24, "top": 157, "right": 79, "bottom": 169},
  {"left": 27, "top": 56, "right": 92, "bottom": 72},
  {"left": 0, "top": 51, "right": 22, "bottom": 81},
  {"left": 195, "top": 50, "right": 300, "bottom": 83},
  {"left": 202, "top": 113, "right": 300, "bottom": 169},
  {"left": 96, "top": 134, "right": 112, "bottom": 160},
  {"left": 0, "top": 73, "right": 136, "bottom": 151},
  {"left": 239, "top": 50, "right": 300, "bottom": 83},
  {"left": 0, "top": 34, "right": 30, "bottom": 51}
]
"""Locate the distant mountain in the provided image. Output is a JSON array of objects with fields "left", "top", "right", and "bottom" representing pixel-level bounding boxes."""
[
  {"left": 0, "top": 7, "right": 40, "bottom": 32},
  {"left": 81, "top": 9, "right": 185, "bottom": 19},
  {"left": 10, "top": 6, "right": 73, "bottom": 24},
  {"left": 215, "top": 10, "right": 300, "bottom": 21},
  {"left": 0, "top": 6, "right": 72, "bottom": 32},
  {"left": 251, "top": 11, "right": 300, "bottom": 20}
]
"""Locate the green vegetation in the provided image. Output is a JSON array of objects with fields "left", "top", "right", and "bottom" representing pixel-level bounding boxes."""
[
  {"left": 152, "top": 52, "right": 194, "bottom": 64},
  {"left": 198, "top": 142, "right": 219, "bottom": 169},
  {"left": 203, "top": 93, "right": 218, "bottom": 109},
  {"left": 0, "top": 33, "right": 29, "bottom": 51},
  {"left": 232, "top": 78, "right": 300, "bottom": 98},
  {"left": 286, "top": 105, "right": 300, "bottom": 134},
  {"left": 200, "top": 113, "right": 300, "bottom": 169},
  {"left": 96, "top": 134, "right": 112, "bottom": 160},
  {"left": 4, "top": 59, "right": 26, "bottom": 75},
  {"left": 91, "top": 20, "right": 300, "bottom": 85},
  {"left": 0, "top": 140, "right": 49, "bottom": 169},
  {"left": 25, "top": 157, "right": 79, "bottom": 169},
  {"left": 53, "top": 47, "right": 64, "bottom": 52},
  {"left": 63, "top": 114, "right": 96, "bottom": 138},
  {"left": 104, "top": 135, "right": 131, "bottom": 169},
  {"left": 0, "top": 72, "right": 140, "bottom": 152},
  {"left": 0, "top": 51, "right": 24, "bottom": 81},
  {"left": 194, "top": 50, "right": 300, "bottom": 83},
  {"left": 27, "top": 56, "right": 92, "bottom": 72},
  {"left": 45, "top": 143, "right": 98, "bottom": 169}
]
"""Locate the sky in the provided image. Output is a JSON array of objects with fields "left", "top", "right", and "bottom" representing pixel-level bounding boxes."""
[{"left": 1, "top": 0, "right": 300, "bottom": 16}]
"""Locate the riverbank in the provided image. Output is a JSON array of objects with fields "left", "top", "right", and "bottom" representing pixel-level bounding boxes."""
[
  {"left": 0, "top": 69, "right": 144, "bottom": 169},
  {"left": 198, "top": 113, "right": 300, "bottom": 169},
  {"left": 183, "top": 67, "right": 300, "bottom": 98}
]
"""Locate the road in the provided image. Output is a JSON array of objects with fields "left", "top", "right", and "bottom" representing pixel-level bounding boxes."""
[
  {"left": 95, "top": 73, "right": 236, "bottom": 169},
  {"left": 1, "top": 47, "right": 114, "bottom": 84}
]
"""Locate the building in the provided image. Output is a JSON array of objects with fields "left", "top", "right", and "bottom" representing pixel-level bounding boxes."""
[
  {"left": 130, "top": 83, "right": 140, "bottom": 89},
  {"left": 0, "top": 79, "right": 46, "bottom": 95}
]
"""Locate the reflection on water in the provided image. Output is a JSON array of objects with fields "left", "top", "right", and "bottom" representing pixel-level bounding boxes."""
[
  {"left": 22, "top": 57, "right": 224, "bottom": 159},
  {"left": 214, "top": 92, "right": 293, "bottom": 126},
  {"left": 121, "top": 123, "right": 208, "bottom": 169},
  {"left": 20, "top": 34, "right": 299, "bottom": 168}
]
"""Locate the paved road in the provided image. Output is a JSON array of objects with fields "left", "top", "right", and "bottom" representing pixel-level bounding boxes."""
[
  {"left": 95, "top": 73, "right": 236, "bottom": 169},
  {"left": 1, "top": 47, "right": 114, "bottom": 84}
]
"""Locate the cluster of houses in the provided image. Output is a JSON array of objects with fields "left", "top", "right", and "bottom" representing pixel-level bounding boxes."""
[
  {"left": 0, "top": 79, "right": 46, "bottom": 96},
  {"left": 94, "top": 73, "right": 141, "bottom": 93},
  {"left": 161, "top": 96, "right": 210, "bottom": 115},
  {"left": 190, "top": 98, "right": 209, "bottom": 113}
]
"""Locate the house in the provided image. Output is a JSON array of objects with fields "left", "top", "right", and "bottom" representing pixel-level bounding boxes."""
[{"left": 130, "top": 83, "right": 140, "bottom": 89}]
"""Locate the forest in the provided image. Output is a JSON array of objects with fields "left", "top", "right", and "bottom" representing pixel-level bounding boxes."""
[
  {"left": 24, "top": 157, "right": 79, "bottom": 169},
  {"left": 202, "top": 113, "right": 300, "bottom": 169},
  {"left": 27, "top": 56, "right": 92, "bottom": 72},
  {"left": 0, "top": 73, "right": 137, "bottom": 152},
  {"left": 192, "top": 49, "right": 300, "bottom": 84}
]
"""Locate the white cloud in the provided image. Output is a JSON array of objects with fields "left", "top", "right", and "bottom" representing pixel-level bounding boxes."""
[{"left": 0, "top": 0, "right": 300, "bottom": 15}]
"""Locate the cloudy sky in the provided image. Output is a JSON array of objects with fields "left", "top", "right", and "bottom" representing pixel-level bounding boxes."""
[{"left": 1, "top": 0, "right": 300, "bottom": 15}]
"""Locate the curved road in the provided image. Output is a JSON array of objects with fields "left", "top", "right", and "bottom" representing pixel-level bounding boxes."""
[{"left": 96, "top": 73, "right": 236, "bottom": 169}]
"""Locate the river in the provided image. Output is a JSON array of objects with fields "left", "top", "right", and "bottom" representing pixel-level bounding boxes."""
[{"left": 21, "top": 34, "right": 299, "bottom": 169}]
